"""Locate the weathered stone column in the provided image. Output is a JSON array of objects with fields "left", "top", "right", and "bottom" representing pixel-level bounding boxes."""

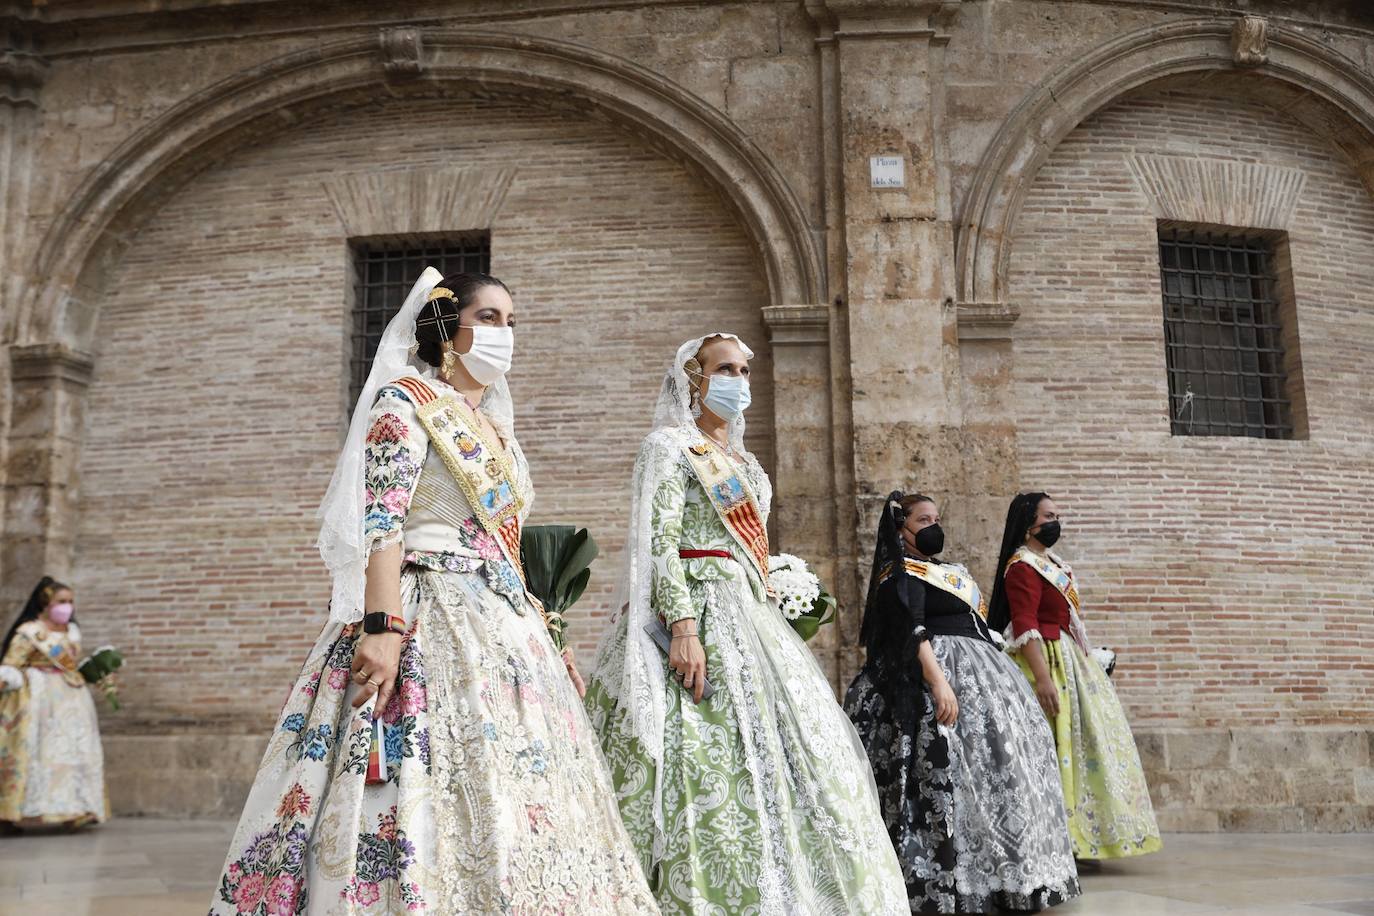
[
  {"left": 953, "top": 302, "right": 1021, "bottom": 584},
  {"left": 0, "top": 9, "right": 49, "bottom": 587},
  {"left": 762, "top": 303, "right": 842, "bottom": 685},
  {"left": 810, "top": 0, "right": 965, "bottom": 684},
  {"left": 1, "top": 345, "right": 93, "bottom": 610},
  {"left": 0, "top": 9, "right": 46, "bottom": 322}
]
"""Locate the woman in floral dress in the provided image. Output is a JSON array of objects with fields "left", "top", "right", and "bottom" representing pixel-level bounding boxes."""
[
  {"left": 0, "top": 576, "right": 107, "bottom": 828},
  {"left": 584, "top": 333, "right": 908, "bottom": 916},
  {"left": 210, "top": 269, "right": 656, "bottom": 915}
]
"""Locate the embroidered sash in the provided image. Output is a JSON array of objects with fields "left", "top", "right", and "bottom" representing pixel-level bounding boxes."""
[
  {"left": 879, "top": 558, "right": 987, "bottom": 618},
  {"left": 1007, "top": 546, "right": 1080, "bottom": 612},
  {"left": 391, "top": 377, "right": 528, "bottom": 589},
  {"left": 681, "top": 441, "right": 770, "bottom": 590}
]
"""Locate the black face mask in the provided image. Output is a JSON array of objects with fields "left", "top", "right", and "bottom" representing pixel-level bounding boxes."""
[
  {"left": 912, "top": 523, "right": 945, "bottom": 557},
  {"left": 1033, "top": 520, "right": 1062, "bottom": 548}
]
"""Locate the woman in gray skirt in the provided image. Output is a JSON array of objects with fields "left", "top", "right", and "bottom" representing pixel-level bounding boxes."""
[{"left": 844, "top": 491, "right": 1081, "bottom": 913}]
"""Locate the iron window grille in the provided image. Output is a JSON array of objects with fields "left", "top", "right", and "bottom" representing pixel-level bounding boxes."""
[
  {"left": 350, "top": 235, "right": 491, "bottom": 406},
  {"left": 1158, "top": 226, "right": 1293, "bottom": 439}
]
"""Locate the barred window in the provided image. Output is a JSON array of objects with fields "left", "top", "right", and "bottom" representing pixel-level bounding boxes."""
[
  {"left": 350, "top": 235, "right": 491, "bottom": 406},
  {"left": 1158, "top": 225, "right": 1300, "bottom": 439}
]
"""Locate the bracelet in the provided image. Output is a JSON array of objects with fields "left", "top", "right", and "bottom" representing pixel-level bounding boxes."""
[
  {"left": 362, "top": 612, "right": 406, "bottom": 636},
  {"left": 670, "top": 632, "right": 698, "bottom": 640}
]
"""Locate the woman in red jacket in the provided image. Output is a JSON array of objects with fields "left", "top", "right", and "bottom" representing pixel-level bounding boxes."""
[{"left": 988, "top": 492, "right": 1161, "bottom": 860}]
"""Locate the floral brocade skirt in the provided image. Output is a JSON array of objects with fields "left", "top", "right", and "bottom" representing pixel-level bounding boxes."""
[
  {"left": 1014, "top": 637, "right": 1163, "bottom": 860},
  {"left": 845, "top": 635, "right": 1080, "bottom": 914},
  {"left": 585, "top": 577, "right": 909, "bottom": 916},
  {"left": 0, "top": 669, "right": 106, "bottom": 827},
  {"left": 210, "top": 566, "right": 656, "bottom": 916}
]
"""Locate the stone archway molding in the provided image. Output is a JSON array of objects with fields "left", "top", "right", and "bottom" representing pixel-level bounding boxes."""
[
  {"left": 955, "top": 17, "right": 1374, "bottom": 314},
  {"left": 14, "top": 27, "right": 825, "bottom": 347}
]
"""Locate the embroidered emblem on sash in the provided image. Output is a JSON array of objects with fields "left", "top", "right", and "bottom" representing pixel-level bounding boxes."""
[
  {"left": 682, "top": 441, "right": 770, "bottom": 589},
  {"left": 457, "top": 433, "right": 481, "bottom": 460}
]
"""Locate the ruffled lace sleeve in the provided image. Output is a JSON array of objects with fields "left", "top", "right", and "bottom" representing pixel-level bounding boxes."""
[{"left": 362, "top": 385, "right": 430, "bottom": 555}]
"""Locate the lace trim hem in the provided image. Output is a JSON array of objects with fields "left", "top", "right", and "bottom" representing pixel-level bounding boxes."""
[
  {"left": 366, "top": 528, "right": 404, "bottom": 556},
  {"left": 1005, "top": 628, "right": 1045, "bottom": 650}
]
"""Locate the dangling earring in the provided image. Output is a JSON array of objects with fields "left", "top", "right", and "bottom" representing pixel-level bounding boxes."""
[
  {"left": 441, "top": 344, "right": 460, "bottom": 379},
  {"left": 684, "top": 358, "right": 705, "bottom": 418}
]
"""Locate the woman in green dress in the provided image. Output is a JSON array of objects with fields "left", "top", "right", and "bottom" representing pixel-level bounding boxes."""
[
  {"left": 584, "top": 333, "right": 908, "bottom": 916},
  {"left": 988, "top": 491, "right": 1162, "bottom": 861}
]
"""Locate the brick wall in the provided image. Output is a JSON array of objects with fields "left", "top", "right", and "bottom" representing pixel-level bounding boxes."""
[
  {"left": 75, "top": 93, "right": 771, "bottom": 739},
  {"left": 1009, "top": 83, "right": 1374, "bottom": 828},
  {"left": 8, "top": 1, "right": 1374, "bottom": 827}
]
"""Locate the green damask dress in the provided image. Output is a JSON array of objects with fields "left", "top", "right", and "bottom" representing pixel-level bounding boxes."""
[
  {"left": 1003, "top": 547, "right": 1162, "bottom": 860},
  {"left": 585, "top": 428, "right": 908, "bottom": 916}
]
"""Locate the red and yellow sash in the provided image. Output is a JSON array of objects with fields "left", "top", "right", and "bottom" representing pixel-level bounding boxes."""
[
  {"left": 682, "top": 441, "right": 770, "bottom": 591},
  {"left": 392, "top": 376, "right": 527, "bottom": 588},
  {"left": 1007, "top": 546, "right": 1079, "bottom": 613},
  {"left": 880, "top": 558, "right": 987, "bottom": 618}
]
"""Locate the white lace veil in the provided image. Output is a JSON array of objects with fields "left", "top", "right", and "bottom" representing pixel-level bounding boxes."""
[
  {"left": 590, "top": 332, "right": 769, "bottom": 853},
  {"left": 316, "top": 266, "right": 515, "bottom": 623}
]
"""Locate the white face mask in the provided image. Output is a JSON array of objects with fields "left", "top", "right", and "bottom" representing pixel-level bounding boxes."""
[
  {"left": 457, "top": 325, "right": 514, "bottom": 385},
  {"left": 702, "top": 373, "right": 751, "bottom": 422}
]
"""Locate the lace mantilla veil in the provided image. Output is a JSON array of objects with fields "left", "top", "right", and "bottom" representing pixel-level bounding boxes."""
[
  {"left": 316, "top": 267, "right": 516, "bottom": 623},
  {"left": 589, "top": 332, "right": 772, "bottom": 855}
]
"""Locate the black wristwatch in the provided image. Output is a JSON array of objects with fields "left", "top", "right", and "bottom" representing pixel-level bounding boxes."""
[{"left": 362, "top": 612, "right": 406, "bottom": 635}]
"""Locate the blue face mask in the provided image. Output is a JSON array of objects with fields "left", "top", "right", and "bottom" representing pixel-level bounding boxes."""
[{"left": 702, "top": 374, "right": 751, "bottom": 422}]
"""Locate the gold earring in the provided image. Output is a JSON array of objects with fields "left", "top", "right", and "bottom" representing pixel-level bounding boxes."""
[{"left": 441, "top": 345, "right": 460, "bottom": 378}]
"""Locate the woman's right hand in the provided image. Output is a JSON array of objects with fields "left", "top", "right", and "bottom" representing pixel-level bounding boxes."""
[
  {"left": 668, "top": 620, "right": 708, "bottom": 705},
  {"left": 1035, "top": 678, "right": 1061, "bottom": 719},
  {"left": 351, "top": 631, "right": 404, "bottom": 714},
  {"left": 929, "top": 676, "right": 958, "bottom": 726}
]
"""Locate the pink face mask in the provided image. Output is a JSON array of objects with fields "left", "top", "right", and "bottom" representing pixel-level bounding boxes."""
[{"left": 47, "top": 603, "right": 74, "bottom": 625}]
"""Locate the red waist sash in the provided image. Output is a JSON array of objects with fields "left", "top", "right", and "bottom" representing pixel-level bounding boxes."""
[{"left": 679, "top": 549, "right": 732, "bottom": 559}]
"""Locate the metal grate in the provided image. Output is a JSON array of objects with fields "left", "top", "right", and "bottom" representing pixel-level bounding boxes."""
[
  {"left": 1158, "top": 227, "right": 1292, "bottom": 439},
  {"left": 350, "top": 236, "right": 491, "bottom": 406}
]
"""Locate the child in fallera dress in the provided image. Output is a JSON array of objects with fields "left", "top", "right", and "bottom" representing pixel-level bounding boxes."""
[{"left": 0, "top": 576, "right": 108, "bottom": 829}]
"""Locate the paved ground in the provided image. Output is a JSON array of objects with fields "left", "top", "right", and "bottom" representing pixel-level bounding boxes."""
[{"left": 0, "top": 818, "right": 1372, "bottom": 914}]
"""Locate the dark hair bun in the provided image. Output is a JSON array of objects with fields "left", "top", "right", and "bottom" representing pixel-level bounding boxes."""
[
  {"left": 414, "top": 296, "right": 461, "bottom": 368},
  {"left": 412, "top": 271, "right": 511, "bottom": 369}
]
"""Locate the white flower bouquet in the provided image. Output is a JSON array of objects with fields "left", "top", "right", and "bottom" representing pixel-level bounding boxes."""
[{"left": 767, "top": 554, "right": 837, "bottom": 642}]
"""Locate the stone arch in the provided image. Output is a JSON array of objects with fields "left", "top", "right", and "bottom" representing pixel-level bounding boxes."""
[
  {"left": 14, "top": 27, "right": 825, "bottom": 348},
  {"left": 955, "top": 17, "right": 1374, "bottom": 311}
]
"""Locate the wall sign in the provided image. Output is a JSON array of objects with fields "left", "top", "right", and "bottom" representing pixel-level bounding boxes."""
[{"left": 869, "top": 155, "right": 905, "bottom": 189}]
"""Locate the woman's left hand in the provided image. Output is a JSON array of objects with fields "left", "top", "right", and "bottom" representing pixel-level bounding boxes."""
[
  {"left": 562, "top": 648, "right": 586, "bottom": 698},
  {"left": 930, "top": 676, "right": 959, "bottom": 726}
]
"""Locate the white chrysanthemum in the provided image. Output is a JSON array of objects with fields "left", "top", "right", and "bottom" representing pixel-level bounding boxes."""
[
  {"left": 768, "top": 553, "right": 809, "bottom": 575},
  {"left": 770, "top": 565, "right": 820, "bottom": 620}
]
